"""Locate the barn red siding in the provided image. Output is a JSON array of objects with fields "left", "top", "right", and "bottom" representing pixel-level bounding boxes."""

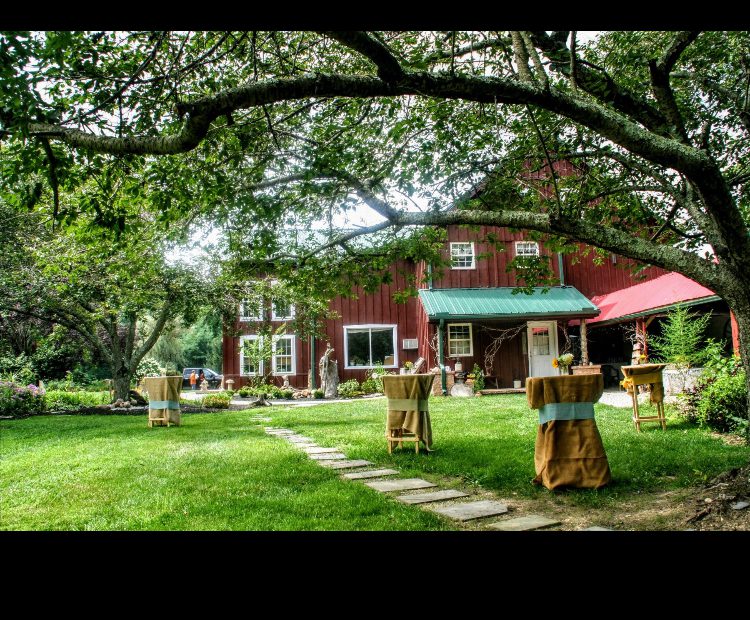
[{"left": 562, "top": 245, "right": 667, "bottom": 298}]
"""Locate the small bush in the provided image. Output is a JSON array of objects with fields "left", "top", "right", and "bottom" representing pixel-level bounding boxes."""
[
  {"left": 471, "top": 364, "right": 485, "bottom": 392},
  {"left": 313, "top": 389, "right": 325, "bottom": 399},
  {"left": 0, "top": 381, "right": 46, "bottom": 417},
  {"left": 280, "top": 390, "right": 294, "bottom": 399},
  {"left": 45, "top": 390, "right": 110, "bottom": 412},
  {"left": 238, "top": 387, "right": 253, "bottom": 398},
  {"left": 201, "top": 392, "right": 232, "bottom": 409},
  {"left": 360, "top": 376, "right": 380, "bottom": 394},
  {"left": 677, "top": 347, "right": 748, "bottom": 435},
  {"left": 337, "top": 379, "right": 362, "bottom": 398}
]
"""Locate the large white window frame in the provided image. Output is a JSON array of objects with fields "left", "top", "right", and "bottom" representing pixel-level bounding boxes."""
[
  {"left": 447, "top": 323, "right": 473, "bottom": 357},
  {"left": 239, "top": 335, "right": 264, "bottom": 376},
  {"left": 515, "top": 241, "right": 540, "bottom": 257},
  {"left": 343, "top": 324, "right": 398, "bottom": 370},
  {"left": 239, "top": 299, "right": 264, "bottom": 322},
  {"left": 450, "top": 242, "right": 476, "bottom": 270},
  {"left": 272, "top": 335, "right": 296, "bottom": 375}
]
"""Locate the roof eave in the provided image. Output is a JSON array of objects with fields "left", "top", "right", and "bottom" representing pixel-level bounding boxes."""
[{"left": 587, "top": 295, "right": 722, "bottom": 327}]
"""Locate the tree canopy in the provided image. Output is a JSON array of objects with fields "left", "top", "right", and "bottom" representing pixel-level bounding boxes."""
[{"left": 2, "top": 30, "right": 750, "bottom": 421}]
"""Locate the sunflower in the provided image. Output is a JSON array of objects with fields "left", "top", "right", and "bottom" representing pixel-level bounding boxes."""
[{"left": 552, "top": 358, "right": 559, "bottom": 368}]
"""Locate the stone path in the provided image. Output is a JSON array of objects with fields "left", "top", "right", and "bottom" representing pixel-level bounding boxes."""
[{"left": 261, "top": 425, "right": 618, "bottom": 531}]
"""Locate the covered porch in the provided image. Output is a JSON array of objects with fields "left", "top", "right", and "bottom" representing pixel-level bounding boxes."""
[{"left": 418, "top": 286, "right": 600, "bottom": 394}]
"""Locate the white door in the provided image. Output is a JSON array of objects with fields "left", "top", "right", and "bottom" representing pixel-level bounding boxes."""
[{"left": 527, "top": 321, "right": 558, "bottom": 378}]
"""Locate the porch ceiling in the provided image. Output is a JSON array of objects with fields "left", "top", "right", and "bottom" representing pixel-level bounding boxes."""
[{"left": 418, "top": 286, "right": 600, "bottom": 321}]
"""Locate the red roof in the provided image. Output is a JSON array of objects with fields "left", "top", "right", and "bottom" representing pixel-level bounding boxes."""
[{"left": 586, "top": 272, "right": 718, "bottom": 325}]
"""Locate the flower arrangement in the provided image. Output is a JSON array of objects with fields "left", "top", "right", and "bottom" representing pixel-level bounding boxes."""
[
  {"left": 620, "top": 377, "right": 634, "bottom": 392},
  {"left": 403, "top": 361, "right": 414, "bottom": 370},
  {"left": 552, "top": 353, "right": 574, "bottom": 370}
]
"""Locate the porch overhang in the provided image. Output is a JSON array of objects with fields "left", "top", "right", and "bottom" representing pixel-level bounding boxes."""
[{"left": 418, "top": 286, "right": 600, "bottom": 321}]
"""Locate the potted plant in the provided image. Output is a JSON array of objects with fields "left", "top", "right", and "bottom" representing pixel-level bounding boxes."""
[
  {"left": 552, "top": 353, "right": 574, "bottom": 375},
  {"left": 401, "top": 360, "right": 414, "bottom": 375}
]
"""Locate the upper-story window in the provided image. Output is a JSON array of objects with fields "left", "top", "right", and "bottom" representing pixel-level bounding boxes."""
[
  {"left": 515, "top": 241, "right": 540, "bottom": 257},
  {"left": 271, "top": 300, "right": 295, "bottom": 321},
  {"left": 240, "top": 299, "right": 264, "bottom": 322},
  {"left": 450, "top": 242, "right": 475, "bottom": 269}
]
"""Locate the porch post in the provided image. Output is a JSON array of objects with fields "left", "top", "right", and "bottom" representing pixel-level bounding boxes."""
[
  {"left": 731, "top": 311, "right": 741, "bottom": 356},
  {"left": 309, "top": 336, "right": 316, "bottom": 390},
  {"left": 438, "top": 319, "right": 447, "bottom": 395},
  {"left": 580, "top": 318, "right": 589, "bottom": 365}
]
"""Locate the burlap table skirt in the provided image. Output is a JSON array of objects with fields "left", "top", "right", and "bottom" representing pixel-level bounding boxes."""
[
  {"left": 143, "top": 376, "right": 182, "bottom": 426},
  {"left": 382, "top": 374, "right": 435, "bottom": 451},
  {"left": 621, "top": 363, "right": 667, "bottom": 404},
  {"left": 526, "top": 375, "right": 610, "bottom": 490}
]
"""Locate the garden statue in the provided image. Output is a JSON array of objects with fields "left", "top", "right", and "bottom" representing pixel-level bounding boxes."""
[{"left": 319, "top": 344, "right": 339, "bottom": 398}]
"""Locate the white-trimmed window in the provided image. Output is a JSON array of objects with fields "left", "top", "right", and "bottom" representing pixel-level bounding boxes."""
[
  {"left": 515, "top": 241, "right": 540, "bottom": 257},
  {"left": 271, "top": 300, "right": 295, "bottom": 321},
  {"left": 239, "top": 335, "right": 264, "bottom": 376},
  {"left": 240, "top": 299, "right": 264, "bottom": 322},
  {"left": 448, "top": 323, "right": 473, "bottom": 357},
  {"left": 272, "top": 335, "right": 296, "bottom": 375},
  {"left": 344, "top": 325, "right": 398, "bottom": 369},
  {"left": 450, "top": 242, "right": 475, "bottom": 269}
]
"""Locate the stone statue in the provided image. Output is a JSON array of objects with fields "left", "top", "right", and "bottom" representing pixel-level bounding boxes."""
[{"left": 319, "top": 344, "right": 339, "bottom": 398}]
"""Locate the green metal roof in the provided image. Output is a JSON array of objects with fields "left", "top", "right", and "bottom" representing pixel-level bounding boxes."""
[{"left": 418, "top": 287, "right": 600, "bottom": 320}]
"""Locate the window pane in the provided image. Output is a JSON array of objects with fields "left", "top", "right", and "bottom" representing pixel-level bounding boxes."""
[
  {"left": 448, "top": 325, "right": 471, "bottom": 356},
  {"left": 531, "top": 327, "right": 550, "bottom": 355},
  {"left": 347, "top": 329, "right": 370, "bottom": 366},
  {"left": 276, "top": 356, "right": 292, "bottom": 373},
  {"left": 451, "top": 243, "right": 474, "bottom": 268},
  {"left": 273, "top": 300, "right": 292, "bottom": 318},
  {"left": 370, "top": 328, "right": 394, "bottom": 365}
]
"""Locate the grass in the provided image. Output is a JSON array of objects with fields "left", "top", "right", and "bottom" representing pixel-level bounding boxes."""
[
  {"left": 2, "top": 395, "right": 748, "bottom": 531},
  {"left": 270, "top": 395, "right": 750, "bottom": 510},
  {"left": 0, "top": 412, "right": 453, "bottom": 531}
]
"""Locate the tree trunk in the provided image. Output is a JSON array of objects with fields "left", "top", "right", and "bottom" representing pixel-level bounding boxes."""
[
  {"left": 729, "top": 302, "right": 750, "bottom": 442},
  {"left": 112, "top": 366, "right": 131, "bottom": 402}
]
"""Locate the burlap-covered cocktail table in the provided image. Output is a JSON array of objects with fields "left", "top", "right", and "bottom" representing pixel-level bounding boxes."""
[
  {"left": 143, "top": 376, "right": 182, "bottom": 427},
  {"left": 526, "top": 374, "right": 610, "bottom": 490},
  {"left": 381, "top": 374, "right": 435, "bottom": 453}
]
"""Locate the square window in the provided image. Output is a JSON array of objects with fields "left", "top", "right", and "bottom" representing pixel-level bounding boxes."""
[
  {"left": 515, "top": 241, "right": 540, "bottom": 257},
  {"left": 450, "top": 242, "right": 475, "bottom": 269}
]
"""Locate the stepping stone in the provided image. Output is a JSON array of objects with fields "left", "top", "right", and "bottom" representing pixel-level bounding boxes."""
[
  {"left": 431, "top": 500, "right": 508, "bottom": 521},
  {"left": 304, "top": 447, "right": 342, "bottom": 454},
  {"left": 731, "top": 501, "right": 750, "bottom": 510},
  {"left": 284, "top": 436, "right": 315, "bottom": 443},
  {"left": 320, "top": 460, "right": 374, "bottom": 469},
  {"left": 309, "top": 452, "right": 348, "bottom": 460},
  {"left": 582, "top": 526, "right": 613, "bottom": 531},
  {"left": 265, "top": 429, "right": 294, "bottom": 435},
  {"left": 396, "top": 489, "right": 469, "bottom": 505},
  {"left": 364, "top": 478, "right": 437, "bottom": 493},
  {"left": 342, "top": 469, "right": 400, "bottom": 480},
  {"left": 292, "top": 444, "right": 319, "bottom": 450},
  {"left": 488, "top": 515, "right": 560, "bottom": 531}
]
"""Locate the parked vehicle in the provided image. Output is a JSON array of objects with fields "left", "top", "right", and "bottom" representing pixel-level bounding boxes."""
[{"left": 182, "top": 368, "right": 222, "bottom": 389}]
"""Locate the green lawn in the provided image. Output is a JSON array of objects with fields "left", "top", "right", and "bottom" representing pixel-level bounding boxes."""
[
  {"left": 271, "top": 395, "right": 750, "bottom": 509},
  {"left": 2, "top": 395, "right": 748, "bottom": 530},
  {"left": 0, "top": 412, "right": 453, "bottom": 531}
]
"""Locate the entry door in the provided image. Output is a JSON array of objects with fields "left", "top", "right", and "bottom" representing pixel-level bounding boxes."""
[{"left": 527, "top": 321, "right": 558, "bottom": 377}]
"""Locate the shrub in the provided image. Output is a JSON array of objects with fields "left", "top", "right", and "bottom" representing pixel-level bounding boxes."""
[
  {"left": 337, "top": 379, "right": 362, "bottom": 398},
  {"left": 45, "top": 390, "right": 110, "bottom": 412},
  {"left": 360, "top": 376, "right": 380, "bottom": 394},
  {"left": 313, "top": 389, "right": 325, "bottom": 399},
  {"left": 238, "top": 387, "right": 253, "bottom": 398},
  {"left": 677, "top": 345, "right": 748, "bottom": 435},
  {"left": 0, "top": 381, "right": 46, "bottom": 417},
  {"left": 201, "top": 392, "right": 232, "bottom": 409},
  {"left": 471, "top": 363, "right": 485, "bottom": 392},
  {"left": 133, "top": 357, "right": 165, "bottom": 384},
  {"left": 0, "top": 354, "right": 37, "bottom": 386},
  {"left": 280, "top": 390, "right": 294, "bottom": 399}
]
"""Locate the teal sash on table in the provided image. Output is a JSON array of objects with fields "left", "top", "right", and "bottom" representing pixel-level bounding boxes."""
[
  {"left": 148, "top": 400, "right": 180, "bottom": 410},
  {"left": 538, "top": 401, "right": 595, "bottom": 425}
]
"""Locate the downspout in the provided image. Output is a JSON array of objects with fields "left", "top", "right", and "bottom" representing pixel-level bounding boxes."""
[
  {"left": 438, "top": 318, "right": 447, "bottom": 395},
  {"left": 310, "top": 334, "right": 316, "bottom": 390},
  {"left": 557, "top": 252, "right": 565, "bottom": 286}
]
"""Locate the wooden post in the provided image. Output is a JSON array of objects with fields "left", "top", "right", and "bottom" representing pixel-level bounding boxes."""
[
  {"left": 580, "top": 319, "right": 589, "bottom": 365},
  {"left": 731, "top": 311, "right": 740, "bottom": 356}
]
